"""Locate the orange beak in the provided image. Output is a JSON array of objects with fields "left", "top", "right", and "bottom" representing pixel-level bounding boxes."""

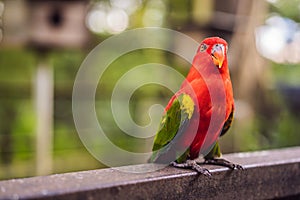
[{"left": 211, "top": 44, "right": 225, "bottom": 68}]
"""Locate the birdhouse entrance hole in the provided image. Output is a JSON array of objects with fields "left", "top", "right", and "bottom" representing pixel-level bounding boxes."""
[{"left": 48, "top": 7, "right": 63, "bottom": 28}]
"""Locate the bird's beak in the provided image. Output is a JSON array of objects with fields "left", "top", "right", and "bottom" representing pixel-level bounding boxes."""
[{"left": 211, "top": 44, "right": 225, "bottom": 68}]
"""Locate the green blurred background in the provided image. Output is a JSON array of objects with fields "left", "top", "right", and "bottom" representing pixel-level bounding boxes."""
[{"left": 0, "top": 0, "right": 300, "bottom": 180}]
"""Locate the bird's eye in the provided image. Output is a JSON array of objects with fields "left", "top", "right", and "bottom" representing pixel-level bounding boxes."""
[{"left": 199, "top": 44, "right": 208, "bottom": 52}]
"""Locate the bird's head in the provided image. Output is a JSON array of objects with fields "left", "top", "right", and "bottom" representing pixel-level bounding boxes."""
[{"left": 197, "top": 37, "right": 228, "bottom": 69}]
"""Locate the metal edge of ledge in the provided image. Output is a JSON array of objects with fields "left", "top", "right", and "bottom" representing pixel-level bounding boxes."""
[{"left": 0, "top": 146, "right": 300, "bottom": 200}]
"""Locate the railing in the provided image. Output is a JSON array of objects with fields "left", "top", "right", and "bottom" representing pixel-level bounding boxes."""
[{"left": 1, "top": 147, "right": 300, "bottom": 200}]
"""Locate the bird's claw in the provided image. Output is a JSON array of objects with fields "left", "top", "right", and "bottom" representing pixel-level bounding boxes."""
[
  {"left": 203, "top": 158, "right": 244, "bottom": 170},
  {"left": 170, "top": 160, "right": 211, "bottom": 176},
  {"left": 235, "top": 164, "right": 244, "bottom": 170}
]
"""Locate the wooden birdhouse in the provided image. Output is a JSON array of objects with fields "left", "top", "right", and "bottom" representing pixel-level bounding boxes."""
[{"left": 27, "top": 0, "right": 90, "bottom": 49}]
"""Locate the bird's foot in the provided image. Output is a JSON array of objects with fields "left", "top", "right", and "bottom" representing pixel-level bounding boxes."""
[
  {"left": 202, "top": 158, "right": 243, "bottom": 170},
  {"left": 170, "top": 160, "right": 211, "bottom": 176}
]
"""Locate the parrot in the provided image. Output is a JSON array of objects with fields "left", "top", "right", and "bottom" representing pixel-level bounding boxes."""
[{"left": 150, "top": 37, "right": 243, "bottom": 175}]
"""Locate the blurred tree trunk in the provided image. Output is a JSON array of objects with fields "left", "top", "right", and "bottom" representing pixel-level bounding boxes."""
[
  {"left": 230, "top": 0, "right": 270, "bottom": 101},
  {"left": 227, "top": 0, "right": 279, "bottom": 151}
]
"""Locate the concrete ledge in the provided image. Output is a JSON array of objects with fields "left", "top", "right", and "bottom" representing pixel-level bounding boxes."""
[{"left": 1, "top": 147, "right": 300, "bottom": 199}]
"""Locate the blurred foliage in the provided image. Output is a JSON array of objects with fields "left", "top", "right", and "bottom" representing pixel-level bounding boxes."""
[
  {"left": 0, "top": 49, "right": 36, "bottom": 179},
  {"left": 0, "top": 49, "right": 35, "bottom": 84},
  {"left": 269, "top": 0, "right": 300, "bottom": 21},
  {"left": 270, "top": 63, "right": 300, "bottom": 148},
  {"left": 272, "top": 63, "right": 300, "bottom": 86}
]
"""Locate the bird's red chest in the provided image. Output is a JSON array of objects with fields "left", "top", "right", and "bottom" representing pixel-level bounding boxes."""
[{"left": 185, "top": 72, "right": 233, "bottom": 159}]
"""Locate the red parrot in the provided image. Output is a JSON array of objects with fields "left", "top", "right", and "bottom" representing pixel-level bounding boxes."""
[{"left": 150, "top": 37, "right": 242, "bottom": 175}]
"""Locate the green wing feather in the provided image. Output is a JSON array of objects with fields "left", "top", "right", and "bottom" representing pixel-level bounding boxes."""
[{"left": 150, "top": 94, "right": 195, "bottom": 163}]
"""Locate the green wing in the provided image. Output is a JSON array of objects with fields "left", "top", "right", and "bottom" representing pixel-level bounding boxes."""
[{"left": 150, "top": 93, "right": 195, "bottom": 163}]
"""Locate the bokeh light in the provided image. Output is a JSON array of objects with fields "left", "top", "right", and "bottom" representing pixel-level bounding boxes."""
[
  {"left": 143, "top": 0, "right": 166, "bottom": 27},
  {"left": 86, "top": 4, "right": 107, "bottom": 34},
  {"left": 107, "top": 7, "right": 129, "bottom": 34},
  {"left": 110, "top": 0, "right": 142, "bottom": 14},
  {"left": 255, "top": 15, "right": 300, "bottom": 63},
  {"left": 86, "top": 2, "right": 129, "bottom": 35}
]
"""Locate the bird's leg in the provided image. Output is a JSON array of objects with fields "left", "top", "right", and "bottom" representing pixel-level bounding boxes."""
[
  {"left": 203, "top": 158, "right": 244, "bottom": 170},
  {"left": 170, "top": 160, "right": 211, "bottom": 176},
  {"left": 201, "top": 141, "right": 243, "bottom": 170}
]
